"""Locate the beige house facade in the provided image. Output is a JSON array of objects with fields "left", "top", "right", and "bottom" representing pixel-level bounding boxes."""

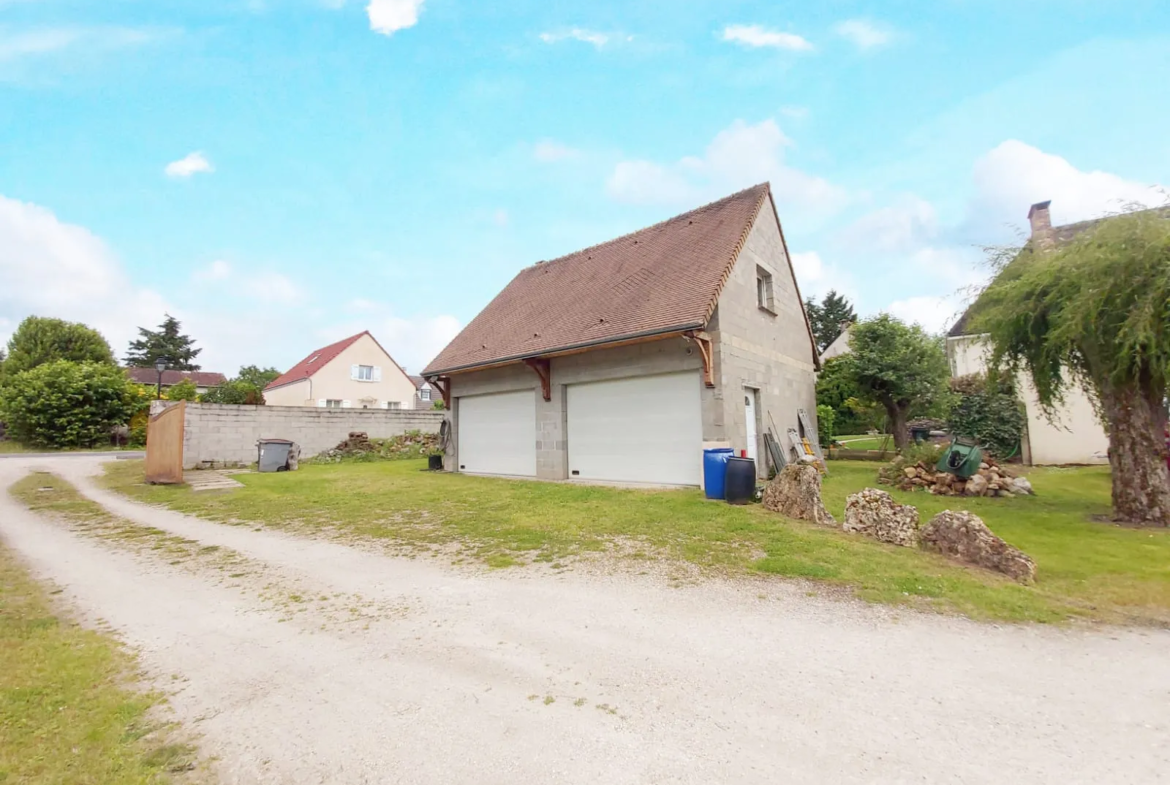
[
  {"left": 946, "top": 200, "right": 1110, "bottom": 466},
  {"left": 265, "top": 331, "right": 418, "bottom": 410}
]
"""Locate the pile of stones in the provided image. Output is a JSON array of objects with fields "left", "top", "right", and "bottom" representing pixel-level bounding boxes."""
[{"left": 880, "top": 455, "right": 1035, "bottom": 497}]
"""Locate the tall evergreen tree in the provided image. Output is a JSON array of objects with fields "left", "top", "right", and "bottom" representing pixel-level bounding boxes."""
[
  {"left": 124, "top": 314, "right": 202, "bottom": 370},
  {"left": 804, "top": 290, "right": 857, "bottom": 352}
]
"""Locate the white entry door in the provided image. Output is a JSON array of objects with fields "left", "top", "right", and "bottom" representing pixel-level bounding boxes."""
[
  {"left": 457, "top": 390, "right": 536, "bottom": 477},
  {"left": 567, "top": 372, "right": 703, "bottom": 485},
  {"left": 745, "top": 390, "right": 758, "bottom": 462}
]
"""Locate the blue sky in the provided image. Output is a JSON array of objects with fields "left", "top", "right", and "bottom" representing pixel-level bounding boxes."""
[{"left": 1, "top": 0, "right": 1168, "bottom": 375}]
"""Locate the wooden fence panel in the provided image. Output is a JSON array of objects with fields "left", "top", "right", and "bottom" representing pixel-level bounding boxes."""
[{"left": 145, "top": 401, "right": 185, "bottom": 484}]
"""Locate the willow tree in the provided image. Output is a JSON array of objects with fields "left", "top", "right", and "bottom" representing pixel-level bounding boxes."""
[{"left": 972, "top": 207, "right": 1170, "bottom": 525}]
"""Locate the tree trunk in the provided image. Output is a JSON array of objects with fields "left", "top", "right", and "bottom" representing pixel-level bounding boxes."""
[
  {"left": 885, "top": 403, "right": 910, "bottom": 451},
  {"left": 1099, "top": 381, "right": 1170, "bottom": 526}
]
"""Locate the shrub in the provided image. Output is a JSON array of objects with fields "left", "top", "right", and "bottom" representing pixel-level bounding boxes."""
[
  {"left": 0, "top": 361, "right": 136, "bottom": 448},
  {"left": 816, "top": 404, "right": 835, "bottom": 446},
  {"left": 947, "top": 373, "right": 1026, "bottom": 459},
  {"left": 200, "top": 380, "right": 265, "bottom": 405},
  {"left": 1, "top": 316, "right": 115, "bottom": 381},
  {"left": 166, "top": 378, "right": 199, "bottom": 401}
]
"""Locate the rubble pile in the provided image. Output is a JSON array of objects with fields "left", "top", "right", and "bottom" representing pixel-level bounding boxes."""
[
  {"left": 311, "top": 431, "right": 442, "bottom": 464},
  {"left": 921, "top": 510, "right": 1037, "bottom": 584},
  {"left": 762, "top": 464, "right": 837, "bottom": 526},
  {"left": 879, "top": 455, "right": 1035, "bottom": 497},
  {"left": 843, "top": 488, "right": 920, "bottom": 547}
]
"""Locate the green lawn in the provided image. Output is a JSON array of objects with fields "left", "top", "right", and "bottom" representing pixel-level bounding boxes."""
[
  {"left": 99, "top": 459, "right": 1170, "bottom": 625},
  {"left": 832, "top": 434, "right": 893, "bottom": 452},
  {"left": 0, "top": 441, "right": 131, "bottom": 454},
  {"left": 2, "top": 475, "right": 198, "bottom": 783}
]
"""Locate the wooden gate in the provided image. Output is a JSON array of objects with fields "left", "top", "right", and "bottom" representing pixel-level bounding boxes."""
[{"left": 145, "top": 401, "right": 186, "bottom": 484}]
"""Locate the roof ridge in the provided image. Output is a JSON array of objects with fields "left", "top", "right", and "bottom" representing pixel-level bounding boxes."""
[{"left": 528, "top": 182, "right": 770, "bottom": 271}]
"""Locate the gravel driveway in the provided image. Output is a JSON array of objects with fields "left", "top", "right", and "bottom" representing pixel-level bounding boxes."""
[{"left": 1, "top": 456, "right": 1168, "bottom": 784}]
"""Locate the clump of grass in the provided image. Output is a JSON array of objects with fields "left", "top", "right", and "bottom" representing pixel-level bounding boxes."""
[{"left": 0, "top": 536, "right": 201, "bottom": 782}]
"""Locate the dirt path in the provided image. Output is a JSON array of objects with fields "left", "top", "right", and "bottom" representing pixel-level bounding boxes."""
[{"left": 1, "top": 457, "right": 1168, "bottom": 784}]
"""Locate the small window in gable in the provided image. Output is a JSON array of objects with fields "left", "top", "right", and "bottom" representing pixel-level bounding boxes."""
[
  {"left": 356, "top": 364, "right": 374, "bottom": 381},
  {"left": 420, "top": 387, "right": 431, "bottom": 401},
  {"left": 756, "top": 266, "right": 775, "bottom": 313}
]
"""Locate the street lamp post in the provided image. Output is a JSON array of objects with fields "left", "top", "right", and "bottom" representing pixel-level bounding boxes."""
[{"left": 154, "top": 357, "right": 169, "bottom": 400}]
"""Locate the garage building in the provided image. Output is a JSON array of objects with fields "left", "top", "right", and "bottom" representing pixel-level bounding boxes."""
[{"left": 422, "top": 183, "right": 820, "bottom": 486}]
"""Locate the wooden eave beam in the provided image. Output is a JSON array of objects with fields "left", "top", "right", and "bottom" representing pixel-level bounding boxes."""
[
  {"left": 427, "top": 375, "right": 452, "bottom": 408},
  {"left": 523, "top": 357, "right": 552, "bottom": 401},
  {"left": 683, "top": 330, "right": 715, "bottom": 388}
]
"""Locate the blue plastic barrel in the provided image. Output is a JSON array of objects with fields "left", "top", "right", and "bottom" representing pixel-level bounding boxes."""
[{"left": 703, "top": 448, "right": 735, "bottom": 499}]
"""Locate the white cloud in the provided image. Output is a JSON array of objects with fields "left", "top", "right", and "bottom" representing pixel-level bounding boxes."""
[
  {"left": 194, "top": 259, "right": 232, "bottom": 281},
  {"left": 607, "top": 119, "right": 846, "bottom": 216},
  {"left": 0, "top": 194, "right": 172, "bottom": 358},
  {"left": 968, "top": 140, "right": 1162, "bottom": 231},
  {"left": 886, "top": 296, "right": 961, "bottom": 335},
  {"left": 165, "top": 151, "right": 213, "bottom": 178},
  {"left": 0, "top": 26, "right": 156, "bottom": 64},
  {"left": 790, "top": 251, "right": 823, "bottom": 284},
  {"left": 193, "top": 260, "right": 303, "bottom": 304},
  {"left": 834, "top": 19, "right": 892, "bottom": 50},
  {"left": 367, "top": 0, "right": 424, "bottom": 36},
  {"left": 538, "top": 29, "right": 617, "bottom": 48},
  {"left": 721, "top": 25, "right": 814, "bottom": 52},
  {"left": 533, "top": 139, "right": 580, "bottom": 162},
  {"left": 840, "top": 196, "right": 938, "bottom": 254}
]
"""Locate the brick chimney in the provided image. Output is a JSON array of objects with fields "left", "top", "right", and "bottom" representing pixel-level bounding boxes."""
[{"left": 1028, "top": 200, "right": 1053, "bottom": 249}]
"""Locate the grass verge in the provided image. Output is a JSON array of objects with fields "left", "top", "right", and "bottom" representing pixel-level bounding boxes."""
[
  {"left": 2, "top": 475, "right": 199, "bottom": 783},
  {"left": 99, "top": 459, "right": 1170, "bottom": 625}
]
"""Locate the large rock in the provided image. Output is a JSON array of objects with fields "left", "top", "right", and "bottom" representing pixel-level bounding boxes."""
[
  {"left": 920, "top": 511, "right": 1037, "bottom": 584},
  {"left": 843, "top": 488, "right": 920, "bottom": 547},
  {"left": 762, "top": 464, "right": 836, "bottom": 526}
]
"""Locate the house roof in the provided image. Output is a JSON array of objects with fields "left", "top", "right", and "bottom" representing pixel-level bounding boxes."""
[
  {"left": 265, "top": 332, "right": 367, "bottom": 390},
  {"left": 125, "top": 368, "right": 226, "bottom": 387},
  {"left": 425, "top": 183, "right": 806, "bottom": 376},
  {"left": 946, "top": 207, "right": 1167, "bottom": 338},
  {"left": 408, "top": 375, "right": 428, "bottom": 390}
]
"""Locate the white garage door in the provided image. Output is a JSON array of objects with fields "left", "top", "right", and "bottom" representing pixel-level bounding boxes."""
[
  {"left": 567, "top": 372, "right": 702, "bottom": 485},
  {"left": 457, "top": 390, "right": 536, "bottom": 477}
]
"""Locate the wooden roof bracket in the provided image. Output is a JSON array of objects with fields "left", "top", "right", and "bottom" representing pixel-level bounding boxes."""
[
  {"left": 523, "top": 357, "right": 552, "bottom": 401},
  {"left": 684, "top": 331, "right": 715, "bottom": 388},
  {"left": 427, "top": 376, "right": 452, "bottom": 408}
]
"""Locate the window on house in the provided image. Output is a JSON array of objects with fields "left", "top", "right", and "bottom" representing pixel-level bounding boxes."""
[
  {"left": 419, "top": 387, "right": 431, "bottom": 401},
  {"left": 356, "top": 365, "right": 374, "bottom": 381},
  {"left": 386, "top": 401, "right": 401, "bottom": 410},
  {"left": 756, "top": 266, "right": 774, "bottom": 312},
  {"left": 325, "top": 399, "right": 343, "bottom": 408}
]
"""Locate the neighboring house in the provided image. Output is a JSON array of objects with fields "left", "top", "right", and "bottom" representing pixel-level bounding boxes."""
[
  {"left": 408, "top": 375, "right": 437, "bottom": 409},
  {"left": 946, "top": 200, "right": 1112, "bottom": 466},
  {"left": 126, "top": 368, "right": 226, "bottom": 395},
  {"left": 819, "top": 323, "right": 855, "bottom": 363},
  {"left": 422, "top": 183, "right": 820, "bottom": 486},
  {"left": 264, "top": 331, "right": 417, "bottom": 410}
]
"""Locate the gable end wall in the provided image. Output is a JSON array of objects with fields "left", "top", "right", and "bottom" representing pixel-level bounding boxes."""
[{"left": 711, "top": 198, "right": 818, "bottom": 475}]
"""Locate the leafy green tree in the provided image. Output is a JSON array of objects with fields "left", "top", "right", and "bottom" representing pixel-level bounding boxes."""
[
  {"left": 166, "top": 378, "right": 200, "bottom": 401},
  {"left": 804, "top": 290, "right": 857, "bottom": 353},
  {"left": 1, "top": 316, "right": 115, "bottom": 380},
  {"left": 947, "top": 374, "right": 1027, "bottom": 459},
  {"left": 843, "top": 315, "right": 950, "bottom": 450},
  {"left": 815, "top": 355, "right": 882, "bottom": 434},
  {"left": 200, "top": 379, "right": 265, "bottom": 405},
  {"left": 124, "top": 314, "right": 202, "bottom": 370},
  {"left": 236, "top": 365, "right": 281, "bottom": 389},
  {"left": 972, "top": 208, "right": 1170, "bottom": 524},
  {"left": 0, "top": 361, "right": 136, "bottom": 448}
]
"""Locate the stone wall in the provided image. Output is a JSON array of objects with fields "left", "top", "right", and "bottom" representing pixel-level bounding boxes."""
[
  {"left": 178, "top": 403, "right": 444, "bottom": 469},
  {"left": 710, "top": 192, "right": 819, "bottom": 477}
]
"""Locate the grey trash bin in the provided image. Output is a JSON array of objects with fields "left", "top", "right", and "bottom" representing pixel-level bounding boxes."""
[{"left": 257, "top": 439, "right": 295, "bottom": 472}]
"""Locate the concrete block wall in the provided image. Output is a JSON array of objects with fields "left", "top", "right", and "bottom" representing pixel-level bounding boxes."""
[
  {"left": 181, "top": 403, "right": 444, "bottom": 469},
  {"left": 710, "top": 195, "right": 819, "bottom": 476},
  {"left": 444, "top": 337, "right": 713, "bottom": 480}
]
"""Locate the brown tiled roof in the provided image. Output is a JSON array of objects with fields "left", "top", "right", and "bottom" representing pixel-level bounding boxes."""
[
  {"left": 425, "top": 183, "right": 785, "bottom": 375},
  {"left": 125, "top": 368, "right": 227, "bottom": 387},
  {"left": 265, "top": 332, "right": 367, "bottom": 390},
  {"left": 407, "top": 375, "right": 427, "bottom": 390}
]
